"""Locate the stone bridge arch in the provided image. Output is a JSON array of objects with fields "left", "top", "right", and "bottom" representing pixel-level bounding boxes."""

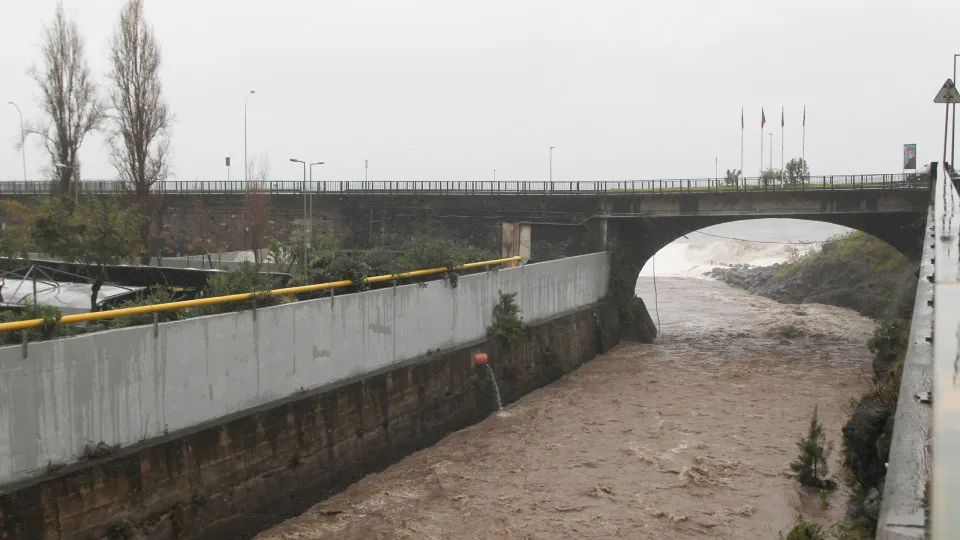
[{"left": 601, "top": 211, "right": 927, "bottom": 342}]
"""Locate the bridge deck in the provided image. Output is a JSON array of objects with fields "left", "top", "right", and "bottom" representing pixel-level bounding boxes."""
[{"left": 0, "top": 173, "right": 930, "bottom": 197}]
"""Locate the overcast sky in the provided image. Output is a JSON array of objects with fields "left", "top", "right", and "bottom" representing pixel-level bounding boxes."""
[{"left": 1, "top": 0, "right": 958, "bottom": 183}]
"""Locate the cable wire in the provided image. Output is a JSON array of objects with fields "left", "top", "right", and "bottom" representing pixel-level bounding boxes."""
[{"left": 691, "top": 230, "right": 826, "bottom": 245}]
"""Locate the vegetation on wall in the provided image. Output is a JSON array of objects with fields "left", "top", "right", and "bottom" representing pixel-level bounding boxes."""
[{"left": 487, "top": 291, "right": 526, "bottom": 345}]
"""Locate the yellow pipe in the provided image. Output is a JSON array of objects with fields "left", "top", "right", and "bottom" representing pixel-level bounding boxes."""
[{"left": 0, "top": 256, "right": 522, "bottom": 333}]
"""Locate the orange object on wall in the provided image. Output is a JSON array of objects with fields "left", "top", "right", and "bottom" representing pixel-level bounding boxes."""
[{"left": 472, "top": 351, "right": 488, "bottom": 366}]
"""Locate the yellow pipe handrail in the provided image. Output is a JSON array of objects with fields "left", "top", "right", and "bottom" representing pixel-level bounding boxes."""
[{"left": 0, "top": 256, "right": 523, "bottom": 333}]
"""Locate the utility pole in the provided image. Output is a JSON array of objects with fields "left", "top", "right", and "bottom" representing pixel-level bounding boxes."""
[{"left": 244, "top": 90, "right": 256, "bottom": 182}]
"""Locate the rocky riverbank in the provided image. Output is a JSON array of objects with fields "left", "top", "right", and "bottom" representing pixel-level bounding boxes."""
[{"left": 706, "top": 232, "right": 916, "bottom": 320}]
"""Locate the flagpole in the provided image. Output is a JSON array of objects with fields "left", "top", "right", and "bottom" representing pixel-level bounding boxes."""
[
  {"left": 760, "top": 108, "right": 764, "bottom": 176},
  {"left": 781, "top": 107, "right": 784, "bottom": 172},
  {"left": 740, "top": 108, "right": 744, "bottom": 186},
  {"left": 802, "top": 106, "right": 806, "bottom": 162}
]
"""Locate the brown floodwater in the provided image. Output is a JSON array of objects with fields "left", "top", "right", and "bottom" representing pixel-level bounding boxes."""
[{"left": 257, "top": 276, "right": 875, "bottom": 540}]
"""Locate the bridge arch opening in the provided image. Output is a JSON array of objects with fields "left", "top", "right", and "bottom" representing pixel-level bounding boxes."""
[{"left": 629, "top": 218, "right": 917, "bottom": 333}]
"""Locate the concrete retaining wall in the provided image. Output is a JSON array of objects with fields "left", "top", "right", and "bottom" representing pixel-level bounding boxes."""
[
  {"left": 0, "top": 253, "right": 609, "bottom": 485},
  {"left": 0, "top": 300, "right": 620, "bottom": 540}
]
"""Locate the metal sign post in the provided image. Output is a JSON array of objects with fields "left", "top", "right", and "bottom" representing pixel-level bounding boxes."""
[{"left": 934, "top": 79, "right": 960, "bottom": 167}]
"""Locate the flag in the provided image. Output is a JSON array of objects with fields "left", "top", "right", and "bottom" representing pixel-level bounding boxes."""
[
  {"left": 803, "top": 106, "right": 806, "bottom": 126},
  {"left": 781, "top": 107, "right": 784, "bottom": 127},
  {"left": 741, "top": 108, "right": 744, "bottom": 129},
  {"left": 761, "top": 109, "right": 766, "bottom": 129}
]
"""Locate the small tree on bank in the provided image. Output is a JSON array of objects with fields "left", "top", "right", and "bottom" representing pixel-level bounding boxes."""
[
  {"left": 784, "top": 158, "right": 811, "bottom": 186},
  {"left": 32, "top": 197, "right": 145, "bottom": 311},
  {"left": 761, "top": 168, "right": 782, "bottom": 187},
  {"left": 790, "top": 406, "right": 836, "bottom": 490},
  {"left": 724, "top": 169, "right": 742, "bottom": 186},
  {"left": 29, "top": 1, "right": 103, "bottom": 195}
]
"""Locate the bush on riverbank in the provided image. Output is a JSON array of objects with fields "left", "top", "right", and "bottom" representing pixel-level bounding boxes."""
[
  {"left": 710, "top": 231, "right": 916, "bottom": 319},
  {"left": 839, "top": 316, "right": 908, "bottom": 532}
]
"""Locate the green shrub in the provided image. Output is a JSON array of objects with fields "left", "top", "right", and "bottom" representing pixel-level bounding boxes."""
[
  {"left": 107, "top": 289, "right": 188, "bottom": 329},
  {"left": 0, "top": 305, "right": 74, "bottom": 344},
  {"left": 782, "top": 519, "right": 825, "bottom": 540},
  {"left": 200, "top": 263, "right": 282, "bottom": 315},
  {"left": 487, "top": 291, "right": 526, "bottom": 345},
  {"left": 790, "top": 406, "right": 835, "bottom": 489}
]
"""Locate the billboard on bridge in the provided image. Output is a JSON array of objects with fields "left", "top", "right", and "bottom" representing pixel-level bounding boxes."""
[{"left": 903, "top": 144, "right": 917, "bottom": 170}]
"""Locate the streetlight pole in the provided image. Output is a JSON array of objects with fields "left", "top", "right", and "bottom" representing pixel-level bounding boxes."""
[
  {"left": 244, "top": 90, "right": 256, "bottom": 182},
  {"left": 952, "top": 54, "right": 958, "bottom": 168},
  {"left": 493, "top": 169, "right": 497, "bottom": 183},
  {"left": 549, "top": 146, "right": 555, "bottom": 192},
  {"left": 290, "top": 158, "right": 308, "bottom": 279},
  {"left": 768, "top": 133, "right": 773, "bottom": 173},
  {"left": 7, "top": 102, "right": 26, "bottom": 182}
]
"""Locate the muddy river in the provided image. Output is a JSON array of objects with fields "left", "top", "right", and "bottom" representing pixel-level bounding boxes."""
[{"left": 257, "top": 269, "right": 874, "bottom": 539}]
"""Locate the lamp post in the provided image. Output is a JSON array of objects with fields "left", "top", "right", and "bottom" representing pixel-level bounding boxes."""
[
  {"left": 549, "top": 146, "right": 555, "bottom": 189},
  {"left": 493, "top": 169, "right": 497, "bottom": 183},
  {"left": 7, "top": 102, "right": 26, "bottom": 182},
  {"left": 952, "top": 54, "right": 958, "bottom": 167},
  {"left": 244, "top": 90, "right": 256, "bottom": 182},
  {"left": 290, "top": 158, "right": 308, "bottom": 279}
]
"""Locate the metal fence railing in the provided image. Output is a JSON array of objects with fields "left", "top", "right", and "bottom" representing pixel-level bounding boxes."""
[{"left": 0, "top": 173, "right": 930, "bottom": 197}]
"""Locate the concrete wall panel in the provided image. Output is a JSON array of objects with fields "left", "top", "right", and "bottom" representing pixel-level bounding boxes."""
[{"left": 0, "top": 253, "right": 609, "bottom": 484}]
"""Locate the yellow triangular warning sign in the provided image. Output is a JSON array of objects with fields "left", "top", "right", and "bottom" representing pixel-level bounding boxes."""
[{"left": 934, "top": 79, "right": 960, "bottom": 103}]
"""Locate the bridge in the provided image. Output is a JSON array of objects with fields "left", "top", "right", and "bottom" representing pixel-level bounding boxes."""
[{"left": 0, "top": 173, "right": 933, "bottom": 263}]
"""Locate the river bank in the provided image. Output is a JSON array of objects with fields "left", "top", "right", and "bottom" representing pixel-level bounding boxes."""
[{"left": 705, "top": 231, "right": 916, "bottom": 320}]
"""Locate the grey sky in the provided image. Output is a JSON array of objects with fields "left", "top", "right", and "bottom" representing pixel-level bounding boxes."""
[{"left": 1, "top": 0, "right": 958, "bottom": 183}]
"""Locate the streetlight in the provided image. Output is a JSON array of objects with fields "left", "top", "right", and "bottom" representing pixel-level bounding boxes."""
[
  {"left": 7, "top": 102, "right": 26, "bottom": 182},
  {"left": 549, "top": 146, "right": 555, "bottom": 187},
  {"left": 290, "top": 158, "right": 308, "bottom": 279},
  {"left": 55, "top": 163, "right": 77, "bottom": 203},
  {"left": 244, "top": 90, "right": 256, "bottom": 182},
  {"left": 948, "top": 54, "right": 960, "bottom": 165}
]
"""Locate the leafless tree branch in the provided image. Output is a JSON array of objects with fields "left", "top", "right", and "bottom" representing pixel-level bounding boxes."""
[{"left": 244, "top": 154, "right": 271, "bottom": 265}]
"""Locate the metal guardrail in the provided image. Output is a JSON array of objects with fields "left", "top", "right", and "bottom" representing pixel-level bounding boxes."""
[
  {"left": 931, "top": 163, "right": 960, "bottom": 540},
  {"left": 0, "top": 173, "right": 928, "bottom": 196},
  {"left": 0, "top": 256, "right": 521, "bottom": 334}
]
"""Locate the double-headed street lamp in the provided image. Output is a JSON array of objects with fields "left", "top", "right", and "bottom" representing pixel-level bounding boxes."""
[{"left": 7, "top": 101, "right": 26, "bottom": 182}]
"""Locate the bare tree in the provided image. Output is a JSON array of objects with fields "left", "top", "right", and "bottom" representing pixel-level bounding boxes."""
[
  {"left": 29, "top": 1, "right": 103, "bottom": 196},
  {"left": 244, "top": 155, "right": 271, "bottom": 266},
  {"left": 107, "top": 0, "right": 172, "bottom": 262},
  {"left": 107, "top": 0, "right": 171, "bottom": 196}
]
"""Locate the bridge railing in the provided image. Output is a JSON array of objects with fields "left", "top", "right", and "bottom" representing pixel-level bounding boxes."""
[
  {"left": 930, "top": 162, "right": 960, "bottom": 539},
  {"left": 0, "top": 173, "right": 927, "bottom": 196}
]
